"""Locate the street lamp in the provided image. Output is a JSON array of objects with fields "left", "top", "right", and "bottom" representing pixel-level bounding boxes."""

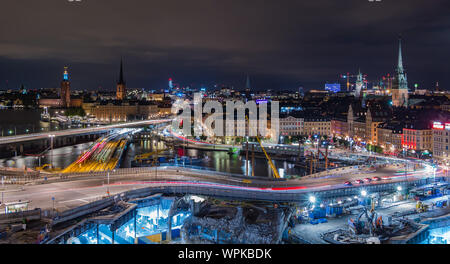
[
  {"left": 309, "top": 196, "right": 316, "bottom": 203},
  {"left": 361, "top": 190, "right": 367, "bottom": 197},
  {"left": 397, "top": 186, "right": 402, "bottom": 192},
  {"left": 106, "top": 171, "right": 110, "bottom": 196}
]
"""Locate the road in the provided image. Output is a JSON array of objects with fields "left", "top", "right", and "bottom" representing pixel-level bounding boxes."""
[
  {"left": 62, "top": 128, "right": 138, "bottom": 173},
  {"left": 1, "top": 163, "right": 445, "bottom": 212},
  {"left": 0, "top": 119, "right": 171, "bottom": 145}
]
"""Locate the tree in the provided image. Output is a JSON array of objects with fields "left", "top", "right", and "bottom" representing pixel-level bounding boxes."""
[{"left": 64, "top": 107, "right": 86, "bottom": 117}]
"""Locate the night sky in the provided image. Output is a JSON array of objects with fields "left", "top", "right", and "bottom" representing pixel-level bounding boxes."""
[{"left": 0, "top": 0, "right": 449, "bottom": 92}]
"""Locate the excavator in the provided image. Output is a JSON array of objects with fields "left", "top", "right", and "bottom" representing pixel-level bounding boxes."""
[
  {"left": 416, "top": 201, "right": 429, "bottom": 213},
  {"left": 348, "top": 205, "right": 384, "bottom": 236}
]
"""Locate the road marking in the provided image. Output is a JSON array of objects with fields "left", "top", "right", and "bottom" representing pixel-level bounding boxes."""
[{"left": 59, "top": 196, "right": 101, "bottom": 204}]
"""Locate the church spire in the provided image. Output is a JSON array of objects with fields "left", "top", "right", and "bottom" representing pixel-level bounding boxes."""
[
  {"left": 397, "top": 37, "right": 404, "bottom": 74},
  {"left": 245, "top": 74, "right": 251, "bottom": 90},
  {"left": 118, "top": 59, "right": 125, "bottom": 85},
  {"left": 116, "top": 59, "right": 126, "bottom": 100},
  {"left": 391, "top": 36, "right": 409, "bottom": 107}
]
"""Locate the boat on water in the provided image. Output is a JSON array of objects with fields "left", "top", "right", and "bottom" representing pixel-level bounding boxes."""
[{"left": 40, "top": 112, "right": 50, "bottom": 122}]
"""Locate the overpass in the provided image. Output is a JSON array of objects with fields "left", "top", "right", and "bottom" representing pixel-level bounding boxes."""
[
  {"left": 3, "top": 165, "right": 448, "bottom": 213},
  {"left": 0, "top": 119, "right": 172, "bottom": 145}
]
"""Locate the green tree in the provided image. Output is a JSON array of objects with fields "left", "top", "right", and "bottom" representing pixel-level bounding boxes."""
[{"left": 65, "top": 107, "right": 86, "bottom": 117}]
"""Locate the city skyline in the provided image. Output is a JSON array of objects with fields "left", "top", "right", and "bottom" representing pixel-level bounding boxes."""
[{"left": 0, "top": 0, "right": 450, "bottom": 91}]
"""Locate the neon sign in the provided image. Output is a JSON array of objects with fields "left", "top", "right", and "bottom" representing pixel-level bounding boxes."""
[
  {"left": 433, "top": 122, "right": 444, "bottom": 129},
  {"left": 433, "top": 122, "right": 450, "bottom": 130}
]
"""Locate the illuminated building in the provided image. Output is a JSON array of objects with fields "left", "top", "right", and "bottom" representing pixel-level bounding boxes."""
[
  {"left": 377, "top": 123, "right": 403, "bottom": 154},
  {"left": 325, "top": 83, "right": 341, "bottom": 94},
  {"left": 61, "top": 66, "right": 71, "bottom": 108},
  {"left": 402, "top": 124, "right": 432, "bottom": 153},
  {"left": 38, "top": 67, "right": 72, "bottom": 108},
  {"left": 432, "top": 121, "right": 450, "bottom": 163},
  {"left": 391, "top": 37, "right": 409, "bottom": 107},
  {"left": 347, "top": 103, "right": 391, "bottom": 144},
  {"left": 168, "top": 78, "right": 173, "bottom": 90},
  {"left": 303, "top": 117, "right": 331, "bottom": 137},
  {"left": 91, "top": 101, "right": 159, "bottom": 123},
  {"left": 280, "top": 115, "right": 304, "bottom": 136},
  {"left": 355, "top": 69, "right": 363, "bottom": 98},
  {"left": 441, "top": 103, "right": 450, "bottom": 112},
  {"left": 331, "top": 118, "right": 348, "bottom": 138}
]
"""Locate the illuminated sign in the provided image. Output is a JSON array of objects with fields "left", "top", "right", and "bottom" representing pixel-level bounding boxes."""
[
  {"left": 256, "top": 99, "right": 268, "bottom": 104},
  {"left": 433, "top": 122, "right": 444, "bottom": 130},
  {"left": 325, "top": 83, "right": 341, "bottom": 93},
  {"left": 433, "top": 122, "right": 450, "bottom": 130}
]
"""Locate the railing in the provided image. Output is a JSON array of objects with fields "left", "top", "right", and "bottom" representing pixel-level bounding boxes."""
[
  {"left": 0, "top": 208, "right": 41, "bottom": 224},
  {"left": 0, "top": 168, "right": 41, "bottom": 185}
]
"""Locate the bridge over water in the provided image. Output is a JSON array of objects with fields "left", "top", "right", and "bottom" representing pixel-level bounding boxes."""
[{"left": 0, "top": 119, "right": 171, "bottom": 158}]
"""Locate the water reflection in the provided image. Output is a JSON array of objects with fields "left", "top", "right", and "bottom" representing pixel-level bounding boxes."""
[
  {"left": 0, "top": 138, "right": 308, "bottom": 178},
  {"left": 129, "top": 139, "right": 308, "bottom": 178}
]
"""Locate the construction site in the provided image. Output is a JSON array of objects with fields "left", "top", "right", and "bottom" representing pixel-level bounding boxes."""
[{"left": 285, "top": 182, "right": 450, "bottom": 244}]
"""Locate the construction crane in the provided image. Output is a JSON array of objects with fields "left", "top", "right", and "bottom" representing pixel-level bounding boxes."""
[
  {"left": 305, "top": 138, "right": 329, "bottom": 174},
  {"left": 245, "top": 115, "right": 280, "bottom": 178},
  {"left": 340, "top": 72, "right": 368, "bottom": 92}
]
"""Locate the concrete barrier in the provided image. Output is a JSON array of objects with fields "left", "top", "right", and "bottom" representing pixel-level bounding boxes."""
[
  {"left": 0, "top": 208, "right": 41, "bottom": 225},
  {"left": 51, "top": 196, "right": 115, "bottom": 226}
]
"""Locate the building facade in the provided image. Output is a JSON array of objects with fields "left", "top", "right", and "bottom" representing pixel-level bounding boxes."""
[
  {"left": 402, "top": 126, "right": 433, "bottom": 153},
  {"left": 91, "top": 102, "right": 158, "bottom": 122},
  {"left": 377, "top": 123, "right": 403, "bottom": 154},
  {"left": 432, "top": 122, "right": 450, "bottom": 164},
  {"left": 280, "top": 115, "right": 304, "bottom": 136},
  {"left": 303, "top": 117, "right": 331, "bottom": 137},
  {"left": 331, "top": 118, "right": 348, "bottom": 138}
]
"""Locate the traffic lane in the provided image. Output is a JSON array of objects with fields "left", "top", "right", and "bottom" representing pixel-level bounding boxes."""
[
  {"left": 32, "top": 164, "right": 435, "bottom": 192},
  {"left": 0, "top": 119, "right": 171, "bottom": 145},
  {"left": 2, "top": 173, "right": 442, "bottom": 212},
  {"left": 4, "top": 180, "right": 157, "bottom": 211},
  {"left": 4, "top": 166, "right": 442, "bottom": 210}
]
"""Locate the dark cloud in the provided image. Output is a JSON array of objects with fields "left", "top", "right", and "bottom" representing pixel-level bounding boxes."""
[{"left": 0, "top": 0, "right": 449, "bottom": 91}]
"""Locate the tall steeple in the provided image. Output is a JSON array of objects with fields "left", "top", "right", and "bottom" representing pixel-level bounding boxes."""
[
  {"left": 118, "top": 58, "right": 125, "bottom": 85},
  {"left": 391, "top": 36, "right": 409, "bottom": 107},
  {"left": 355, "top": 68, "right": 363, "bottom": 98},
  {"left": 116, "top": 59, "right": 126, "bottom": 100},
  {"left": 397, "top": 37, "right": 404, "bottom": 74},
  {"left": 245, "top": 74, "right": 251, "bottom": 91}
]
